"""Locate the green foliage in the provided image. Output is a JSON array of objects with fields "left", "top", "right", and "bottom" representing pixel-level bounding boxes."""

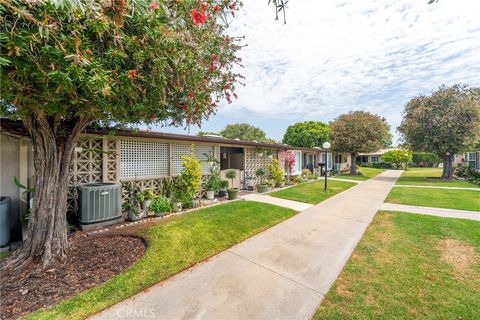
[
  {"left": 142, "top": 189, "right": 156, "bottom": 201},
  {"left": 282, "top": 121, "right": 329, "bottom": 148},
  {"left": 268, "top": 159, "right": 284, "bottom": 187},
  {"left": 220, "top": 123, "right": 268, "bottom": 142},
  {"left": 225, "top": 169, "right": 237, "bottom": 189},
  {"left": 160, "top": 178, "right": 174, "bottom": 199},
  {"left": 0, "top": 0, "right": 242, "bottom": 127},
  {"left": 381, "top": 150, "right": 412, "bottom": 169},
  {"left": 149, "top": 196, "right": 172, "bottom": 214},
  {"left": 361, "top": 162, "right": 392, "bottom": 169},
  {"left": 220, "top": 180, "right": 229, "bottom": 190},
  {"left": 122, "top": 182, "right": 142, "bottom": 216},
  {"left": 205, "top": 171, "right": 221, "bottom": 191},
  {"left": 179, "top": 151, "right": 202, "bottom": 199},
  {"left": 399, "top": 84, "right": 480, "bottom": 158},
  {"left": 412, "top": 152, "right": 441, "bottom": 164},
  {"left": 329, "top": 111, "right": 392, "bottom": 155},
  {"left": 255, "top": 168, "right": 266, "bottom": 184}
]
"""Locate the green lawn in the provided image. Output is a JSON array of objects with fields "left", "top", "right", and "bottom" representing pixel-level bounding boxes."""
[
  {"left": 386, "top": 187, "right": 480, "bottom": 211},
  {"left": 27, "top": 201, "right": 296, "bottom": 320},
  {"left": 315, "top": 211, "right": 480, "bottom": 320},
  {"left": 269, "top": 180, "right": 355, "bottom": 204},
  {"left": 397, "top": 167, "right": 479, "bottom": 188},
  {"left": 336, "top": 167, "right": 386, "bottom": 181}
]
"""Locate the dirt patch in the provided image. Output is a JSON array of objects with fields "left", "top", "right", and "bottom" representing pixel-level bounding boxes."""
[
  {"left": 0, "top": 234, "right": 146, "bottom": 320},
  {"left": 335, "top": 279, "right": 353, "bottom": 298},
  {"left": 438, "top": 238, "right": 478, "bottom": 274},
  {"left": 364, "top": 291, "right": 375, "bottom": 305}
]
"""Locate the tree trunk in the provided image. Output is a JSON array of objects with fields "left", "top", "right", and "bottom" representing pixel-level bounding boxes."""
[
  {"left": 350, "top": 153, "right": 357, "bottom": 175},
  {"left": 5, "top": 115, "right": 90, "bottom": 269},
  {"left": 441, "top": 154, "right": 453, "bottom": 180}
]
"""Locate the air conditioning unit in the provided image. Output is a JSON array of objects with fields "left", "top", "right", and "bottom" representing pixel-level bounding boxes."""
[{"left": 78, "top": 182, "right": 123, "bottom": 230}]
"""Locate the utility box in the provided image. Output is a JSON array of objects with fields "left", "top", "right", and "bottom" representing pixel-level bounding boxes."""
[{"left": 78, "top": 183, "right": 123, "bottom": 230}]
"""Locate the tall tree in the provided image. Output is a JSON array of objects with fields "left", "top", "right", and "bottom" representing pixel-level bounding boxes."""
[
  {"left": 0, "top": 0, "right": 241, "bottom": 268},
  {"left": 329, "top": 111, "right": 391, "bottom": 175},
  {"left": 399, "top": 84, "right": 480, "bottom": 179},
  {"left": 219, "top": 123, "right": 268, "bottom": 141},
  {"left": 282, "top": 121, "right": 329, "bottom": 148}
]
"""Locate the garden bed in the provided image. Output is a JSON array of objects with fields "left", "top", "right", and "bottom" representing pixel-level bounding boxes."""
[{"left": 0, "top": 234, "right": 146, "bottom": 320}]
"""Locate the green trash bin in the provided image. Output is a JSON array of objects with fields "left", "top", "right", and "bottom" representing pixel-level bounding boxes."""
[{"left": 0, "top": 196, "right": 11, "bottom": 246}]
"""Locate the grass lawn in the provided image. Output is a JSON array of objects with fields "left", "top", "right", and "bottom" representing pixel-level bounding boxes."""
[
  {"left": 269, "top": 180, "right": 355, "bottom": 204},
  {"left": 397, "top": 167, "right": 479, "bottom": 188},
  {"left": 336, "top": 167, "right": 386, "bottom": 181},
  {"left": 314, "top": 211, "right": 480, "bottom": 320},
  {"left": 27, "top": 201, "right": 296, "bottom": 320},
  {"left": 386, "top": 187, "right": 480, "bottom": 211}
]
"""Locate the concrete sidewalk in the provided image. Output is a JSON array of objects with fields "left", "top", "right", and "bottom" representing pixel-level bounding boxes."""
[
  {"left": 91, "top": 170, "right": 402, "bottom": 320},
  {"left": 381, "top": 203, "right": 480, "bottom": 221},
  {"left": 240, "top": 193, "right": 313, "bottom": 211},
  {"left": 393, "top": 184, "right": 480, "bottom": 191}
]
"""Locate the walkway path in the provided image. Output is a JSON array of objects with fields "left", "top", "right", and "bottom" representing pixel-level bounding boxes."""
[
  {"left": 240, "top": 193, "right": 312, "bottom": 211},
  {"left": 91, "top": 170, "right": 402, "bottom": 320},
  {"left": 393, "top": 184, "right": 479, "bottom": 191},
  {"left": 381, "top": 203, "right": 480, "bottom": 221}
]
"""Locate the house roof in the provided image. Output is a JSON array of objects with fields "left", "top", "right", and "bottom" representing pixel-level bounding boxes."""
[
  {"left": 0, "top": 118, "right": 320, "bottom": 152},
  {"left": 358, "top": 148, "right": 402, "bottom": 156}
]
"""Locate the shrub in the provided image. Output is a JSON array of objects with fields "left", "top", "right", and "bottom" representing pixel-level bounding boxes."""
[
  {"left": 143, "top": 189, "right": 156, "bottom": 201},
  {"left": 220, "top": 180, "right": 229, "bottom": 190},
  {"left": 381, "top": 150, "right": 412, "bottom": 169},
  {"left": 291, "top": 175, "right": 303, "bottom": 184},
  {"left": 362, "top": 162, "right": 392, "bottom": 169},
  {"left": 180, "top": 151, "right": 202, "bottom": 199},
  {"left": 149, "top": 197, "right": 172, "bottom": 214},
  {"left": 225, "top": 169, "right": 237, "bottom": 189},
  {"left": 205, "top": 170, "right": 221, "bottom": 191},
  {"left": 255, "top": 168, "right": 266, "bottom": 184},
  {"left": 302, "top": 169, "right": 311, "bottom": 177},
  {"left": 268, "top": 159, "right": 284, "bottom": 187}
]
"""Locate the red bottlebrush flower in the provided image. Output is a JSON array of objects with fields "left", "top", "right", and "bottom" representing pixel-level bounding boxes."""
[
  {"left": 233, "top": 93, "right": 238, "bottom": 99},
  {"left": 209, "top": 61, "right": 215, "bottom": 72},
  {"left": 229, "top": 2, "right": 236, "bottom": 10},
  {"left": 201, "top": 2, "right": 208, "bottom": 10},
  {"left": 148, "top": 0, "right": 159, "bottom": 10},
  {"left": 175, "top": 81, "right": 180, "bottom": 87},
  {"left": 213, "top": 5, "right": 220, "bottom": 12},
  {"left": 224, "top": 36, "right": 230, "bottom": 43},
  {"left": 150, "top": 115, "right": 157, "bottom": 120},
  {"left": 188, "top": 93, "right": 194, "bottom": 98},
  {"left": 180, "top": 104, "right": 188, "bottom": 111},
  {"left": 127, "top": 69, "right": 137, "bottom": 79},
  {"left": 212, "top": 53, "right": 218, "bottom": 61},
  {"left": 224, "top": 84, "right": 230, "bottom": 90},
  {"left": 191, "top": 8, "right": 206, "bottom": 25}
]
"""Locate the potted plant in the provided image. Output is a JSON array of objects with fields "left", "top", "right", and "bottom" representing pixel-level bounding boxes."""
[
  {"left": 218, "top": 180, "right": 229, "bottom": 197},
  {"left": 205, "top": 172, "right": 220, "bottom": 200},
  {"left": 245, "top": 175, "right": 256, "bottom": 191},
  {"left": 123, "top": 182, "right": 144, "bottom": 221},
  {"left": 225, "top": 169, "right": 239, "bottom": 200},
  {"left": 142, "top": 189, "right": 155, "bottom": 211},
  {"left": 255, "top": 168, "right": 268, "bottom": 193},
  {"left": 149, "top": 196, "right": 172, "bottom": 217}
]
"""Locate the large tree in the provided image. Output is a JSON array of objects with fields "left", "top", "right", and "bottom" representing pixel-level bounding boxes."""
[
  {"left": 282, "top": 121, "right": 329, "bottom": 148},
  {"left": 329, "top": 111, "right": 391, "bottom": 175},
  {"left": 0, "top": 0, "right": 241, "bottom": 268},
  {"left": 398, "top": 84, "right": 480, "bottom": 179},
  {"left": 219, "top": 123, "right": 268, "bottom": 141}
]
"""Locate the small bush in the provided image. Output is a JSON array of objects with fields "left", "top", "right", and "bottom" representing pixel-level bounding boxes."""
[
  {"left": 268, "top": 159, "right": 285, "bottom": 187},
  {"left": 291, "top": 175, "right": 303, "bottom": 184},
  {"left": 150, "top": 197, "right": 172, "bottom": 214}
]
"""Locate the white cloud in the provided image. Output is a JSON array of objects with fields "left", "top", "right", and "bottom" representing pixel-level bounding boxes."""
[{"left": 220, "top": 0, "right": 480, "bottom": 142}]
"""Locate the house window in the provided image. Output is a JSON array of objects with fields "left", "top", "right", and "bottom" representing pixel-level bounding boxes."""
[
  {"left": 370, "top": 156, "right": 379, "bottom": 163},
  {"left": 120, "top": 140, "right": 169, "bottom": 179},
  {"left": 466, "top": 152, "right": 477, "bottom": 168}
]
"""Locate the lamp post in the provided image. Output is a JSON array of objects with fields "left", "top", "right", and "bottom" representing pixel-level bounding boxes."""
[{"left": 323, "top": 142, "right": 331, "bottom": 192}]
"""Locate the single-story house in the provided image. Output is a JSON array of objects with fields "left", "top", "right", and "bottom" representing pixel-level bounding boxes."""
[
  {"left": 1, "top": 119, "right": 328, "bottom": 236},
  {"left": 356, "top": 148, "right": 401, "bottom": 165},
  {"left": 455, "top": 150, "right": 480, "bottom": 172}
]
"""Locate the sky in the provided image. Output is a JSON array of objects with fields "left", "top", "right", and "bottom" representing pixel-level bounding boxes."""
[{"left": 150, "top": 0, "right": 480, "bottom": 145}]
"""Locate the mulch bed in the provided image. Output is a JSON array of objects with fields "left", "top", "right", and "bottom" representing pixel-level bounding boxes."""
[{"left": 0, "top": 234, "right": 146, "bottom": 320}]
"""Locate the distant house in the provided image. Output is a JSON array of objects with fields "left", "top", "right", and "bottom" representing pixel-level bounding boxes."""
[
  {"left": 356, "top": 148, "right": 402, "bottom": 165},
  {"left": 462, "top": 150, "right": 480, "bottom": 172}
]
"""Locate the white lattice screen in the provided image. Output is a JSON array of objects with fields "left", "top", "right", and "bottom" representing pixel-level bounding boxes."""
[
  {"left": 120, "top": 140, "right": 168, "bottom": 178},
  {"left": 195, "top": 145, "right": 215, "bottom": 174},
  {"left": 171, "top": 143, "right": 191, "bottom": 175}
]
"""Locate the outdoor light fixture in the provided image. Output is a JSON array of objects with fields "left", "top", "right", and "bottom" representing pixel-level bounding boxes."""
[{"left": 323, "top": 142, "right": 330, "bottom": 192}]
